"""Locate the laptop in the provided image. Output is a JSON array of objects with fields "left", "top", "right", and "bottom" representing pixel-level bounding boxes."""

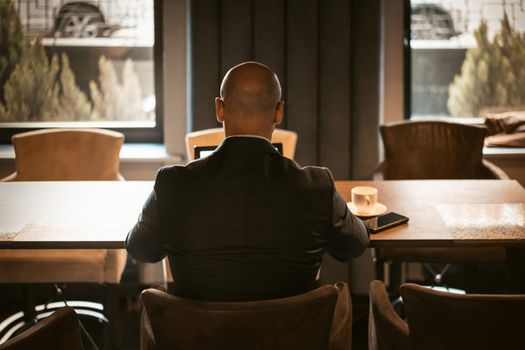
[{"left": 194, "top": 143, "right": 283, "bottom": 159}]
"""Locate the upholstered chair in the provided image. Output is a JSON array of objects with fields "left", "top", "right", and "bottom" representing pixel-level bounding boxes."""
[
  {"left": 375, "top": 121, "right": 508, "bottom": 181},
  {"left": 140, "top": 282, "right": 352, "bottom": 350},
  {"left": 368, "top": 280, "right": 409, "bottom": 350},
  {"left": 400, "top": 283, "right": 525, "bottom": 350},
  {"left": 0, "top": 307, "right": 83, "bottom": 350},
  {"left": 2, "top": 128, "right": 124, "bottom": 181},
  {"left": 373, "top": 121, "right": 509, "bottom": 290},
  {"left": 185, "top": 127, "right": 298, "bottom": 161},
  {"left": 0, "top": 128, "right": 126, "bottom": 347}
]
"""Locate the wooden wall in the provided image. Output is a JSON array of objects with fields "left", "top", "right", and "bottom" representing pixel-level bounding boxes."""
[{"left": 188, "top": 0, "right": 381, "bottom": 179}]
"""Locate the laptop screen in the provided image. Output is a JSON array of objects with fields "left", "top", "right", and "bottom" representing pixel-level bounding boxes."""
[{"left": 194, "top": 143, "right": 283, "bottom": 159}]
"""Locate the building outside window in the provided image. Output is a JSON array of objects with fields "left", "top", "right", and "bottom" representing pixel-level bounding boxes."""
[
  {"left": 0, "top": 0, "right": 160, "bottom": 142},
  {"left": 409, "top": 0, "right": 525, "bottom": 119}
]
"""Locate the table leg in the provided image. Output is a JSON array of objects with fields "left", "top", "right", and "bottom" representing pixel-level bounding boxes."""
[
  {"left": 505, "top": 247, "right": 525, "bottom": 293},
  {"left": 105, "top": 284, "right": 121, "bottom": 350}
]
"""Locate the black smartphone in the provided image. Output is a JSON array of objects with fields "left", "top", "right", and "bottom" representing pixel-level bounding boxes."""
[{"left": 363, "top": 212, "right": 409, "bottom": 233}]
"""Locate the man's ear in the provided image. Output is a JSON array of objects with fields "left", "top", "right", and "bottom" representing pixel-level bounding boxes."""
[
  {"left": 215, "top": 97, "right": 225, "bottom": 123},
  {"left": 274, "top": 101, "right": 284, "bottom": 125}
]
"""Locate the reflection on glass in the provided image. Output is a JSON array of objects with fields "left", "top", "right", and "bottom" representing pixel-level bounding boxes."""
[
  {"left": 0, "top": 0, "right": 155, "bottom": 125},
  {"left": 410, "top": 0, "right": 525, "bottom": 119}
]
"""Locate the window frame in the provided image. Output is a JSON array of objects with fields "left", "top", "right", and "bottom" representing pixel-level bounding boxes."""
[
  {"left": 0, "top": 0, "right": 164, "bottom": 144},
  {"left": 403, "top": 0, "right": 411, "bottom": 120},
  {"left": 403, "top": 0, "right": 518, "bottom": 124}
]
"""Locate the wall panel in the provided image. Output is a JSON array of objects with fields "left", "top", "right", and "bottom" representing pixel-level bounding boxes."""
[
  {"left": 220, "top": 0, "right": 253, "bottom": 76},
  {"left": 190, "top": 0, "right": 221, "bottom": 130},
  {"left": 286, "top": 0, "right": 319, "bottom": 166},
  {"left": 319, "top": 0, "right": 351, "bottom": 178},
  {"left": 351, "top": 0, "right": 381, "bottom": 179},
  {"left": 253, "top": 0, "right": 285, "bottom": 89},
  {"left": 189, "top": 0, "right": 381, "bottom": 179}
]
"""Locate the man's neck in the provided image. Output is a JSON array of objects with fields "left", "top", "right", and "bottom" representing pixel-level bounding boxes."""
[
  {"left": 224, "top": 128, "right": 272, "bottom": 141},
  {"left": 225, "top": 134, "right": 271, "bottom": 142}
]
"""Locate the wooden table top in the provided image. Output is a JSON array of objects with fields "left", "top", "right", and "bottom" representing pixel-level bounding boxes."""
[
  {"left": 336, "top": 180, "right": 525, "bottom": 248},
  {"left": 0, "top": 181, "right": 153, "bottom": 249},
  {"left": 0, "top": 180, "right": 523, "bottom": 249}
]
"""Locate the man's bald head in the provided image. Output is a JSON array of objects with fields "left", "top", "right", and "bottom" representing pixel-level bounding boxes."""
[{"left": 220, "top": 62, "right": 281, "bottom": 119}]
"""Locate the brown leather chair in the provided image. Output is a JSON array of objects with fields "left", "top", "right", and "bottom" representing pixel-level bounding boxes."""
[
  {"left": 140, "top": 283, "right": 352, "bottom": 350},
  {"left": 400, "top": 282, "right": 525, "bottom": 350},
  {"left": 374, "top": 121, "right": 509, "bottom": 289},
  {"left": 185, "top": 127, "right": 298, "bottom": 161},
  {"left": 368, "top": 280, "right": 409, "bottom": 350},
  {"left": 0, "top": 307, "right": 83, "bottom": 350},
  {"left": 375, "top": 121, "right": 508, "bottom": 181},
  {"left": 0, "top": 128, "right": 126, "bottom": 347}
]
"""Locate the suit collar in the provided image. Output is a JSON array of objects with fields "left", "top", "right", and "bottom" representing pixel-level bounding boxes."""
[
  {"left": 224, "top": 135, "right": 270, "bottom": 142},
  {"left": 215, "top": 136, "right": 279, "bottom": 155}
]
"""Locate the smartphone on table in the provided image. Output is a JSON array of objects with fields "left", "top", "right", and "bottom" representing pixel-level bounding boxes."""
[{"left": 363, "top": 212, "right": 409, "bottom": 233}]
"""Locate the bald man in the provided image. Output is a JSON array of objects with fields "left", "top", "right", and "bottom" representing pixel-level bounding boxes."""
[{"left": 126, "top": 62, "right": 369, "bottom": 301}]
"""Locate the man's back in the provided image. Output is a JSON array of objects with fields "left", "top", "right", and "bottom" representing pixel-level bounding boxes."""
[
  {"left": 126, "top": 61, "right": 368, "bottom": 302},
  {"left": 127, "top": 137, "right": 368, "bottom": 301}
]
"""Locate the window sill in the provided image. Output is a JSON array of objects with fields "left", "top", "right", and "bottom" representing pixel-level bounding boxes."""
[{"left": 0, "top": 143, "right": 183, "bottom": 164}]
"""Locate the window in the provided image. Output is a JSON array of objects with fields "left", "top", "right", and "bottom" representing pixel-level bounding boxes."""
[
  {"left": 408, "top": 0, "right": 525, "bottom": 119},
  {"left": 0, "top": 0, "right": 162, "bottom": 142}
]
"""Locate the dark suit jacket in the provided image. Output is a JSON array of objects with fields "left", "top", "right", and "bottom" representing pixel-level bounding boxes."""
[{"left": 126, "top": 136, "right": 369, "bottom": 301}]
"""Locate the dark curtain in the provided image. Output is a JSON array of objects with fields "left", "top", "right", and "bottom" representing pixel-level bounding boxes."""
[{"left": 189, "top": 0, "right": 380, "bottom": 179}]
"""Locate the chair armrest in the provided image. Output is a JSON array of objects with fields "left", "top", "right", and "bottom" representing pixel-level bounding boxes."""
[
  {"left": 140, "top": 305, "right": 156, "bottom": 350},
  {"left": 369, "top": 280, "right": 410, "bottom": 350},
  {"left": 482, "top": 159, "right": 510, "bottom": 180}
]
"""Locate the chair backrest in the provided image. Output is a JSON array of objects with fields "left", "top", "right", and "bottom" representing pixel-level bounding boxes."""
[
  {"left": 368, "top": 280, "right": 409, "bottom": 350},
  {"left": 8, "top": 128, "right": 124, "bottom": 181},
  {"left": 140, "top": 282, "right": 351, "bottom": 350},
  {"left": 379, "top": 121, "right": 496, "bottom": 179},
  {"left": 400, "top": 283, "right": 525, "bottom": 350},
  {"left": 0, "top": 307, "right": 83, "bottom": 350},
  {"left": 185, "top": 127, "right": 298, "bottom": 161}
]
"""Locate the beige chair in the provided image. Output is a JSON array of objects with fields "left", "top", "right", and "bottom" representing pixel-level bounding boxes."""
[
  {"left": 400, "top": 282, "right": 525, "bottom": 350},
  {"left": 374, "top": 121, "right": 508, "bottom": 290},
  {"left": 3, "top": 128, "right": 124, "bottom": 181},
  {"left": 368, "top": 280, "right": 409, "bottom": 350},
  {"left": 0, "top": 128, "right": 126, "bottom": 347},
  {"left": 140, "top": 283, "right": 352, "bottom": 350},
  {"left": 185, "top": 127, "right": 298, "bottom": 161},
  {"left": 0, "top": 307, "right": 84, "bottom": 350}
]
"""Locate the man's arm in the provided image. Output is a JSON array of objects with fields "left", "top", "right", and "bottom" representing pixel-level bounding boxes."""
[
  {"left": 326, "top": 178, "right": 370, "bottom": 262},
  {"left": 126, "top": 190, "right": 166, "bottom": 263}
]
